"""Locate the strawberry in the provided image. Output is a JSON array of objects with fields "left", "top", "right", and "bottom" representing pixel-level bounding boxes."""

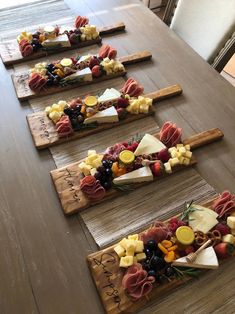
[
  {"left": 213, "top": 223, "right": 230, "bottom": 236},
  {"left": 158, "top": 148, "right": 170, "bottom": 163},
  {"left": 150, "top": 161, "right": 162, "bottom": 177},
  {"left": 214, "top": 242, "right": 234, "bottom": 259},
  {"left": 117, "top": 97, "right": 129, "bottom": 108},
  {"left": 126, "top": 142, "right": 138, "bottom": 152},
  {"left": 121, "top": 142, "right": 129, "bottom": 148},
  {"left": 92, "top": 65, "right": 102, "bottom": 78},
  {"left": 89, "top": 56, "right": 100, "bottom": 69}
]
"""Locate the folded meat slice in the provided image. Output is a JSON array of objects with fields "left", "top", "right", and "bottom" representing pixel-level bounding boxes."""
[
  {"left": 213, "top": 190, "right": 235, "bottom": 218},
  {"left": 159, "top": 121, "right": 182, "bottom": 148}
]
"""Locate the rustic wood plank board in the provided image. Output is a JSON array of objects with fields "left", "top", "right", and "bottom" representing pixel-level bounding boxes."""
[
  {"left": 26, "top": 84, "right": 182, "bottom": 149},
  {"left": 50, "top": 128, "right": 224, "bottom": 215},
  {"left": 0, "top": 22, "right": 125, "bottom": 66},
  {"left": 11, "top": 50, "right": 152, "bottom": 101},
  {"left": 87, "top": 197, "right": 217, "bottom": 314}
]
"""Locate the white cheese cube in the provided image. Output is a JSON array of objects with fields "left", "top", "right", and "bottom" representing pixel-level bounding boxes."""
[
  {"left": 168, "top": 147, "right": 177, "bottom": 154},
  {"left": 227, "top": 216, "right": 235, "bottom": 229},
  {"left": 179, "top": 147, "right": 187, "bottom": 155},
  {"left": 179, "top": 156, "right": 184, "bottom": 164},
  {"left": 185, "top": 151, "right": 192, "bottom": 159},
  {"left": 164, "top": 162, "right": 172, "bottom": 174},
  {"left": 90, "top": 168, "right": 97, "bottom": 176},
  {"left": 114, "top": 244, "right": 125, "bottom": 257},
  {"left": 136, "top": 253, "right": 146, "bottom": 262},
  {"left": 185, "top": 144, "right": 191, "bottom": 151},
  {"left": 78, "top": 162, "right": 86, "bottom": 172},
  {"left": 119, "top": 256, "right": 134, "bottom": 268},
  {"left": 222, "top": 234, "right": 234, "bottom": 245}
]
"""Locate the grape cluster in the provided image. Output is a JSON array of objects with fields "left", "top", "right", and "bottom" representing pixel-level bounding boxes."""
[
  {"left": 142, "top": 240, "right": 175, "bottom": 281},
  {"left": 94, "top": 160, "right": 113, "bottom": 190},
  {"left": 31, "top": 32, "right": 43, "bottom": 52},
  {"left": 46, "top": 63, "right": 61, "bottom": 86},
  {"left": 64, "top": 105, "right": 84, "bottom": 130}
]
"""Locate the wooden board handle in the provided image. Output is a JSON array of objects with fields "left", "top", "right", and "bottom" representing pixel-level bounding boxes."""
[
  {"left": 99, "top": 22, "right": 125, "bottom": 35},
  {"left": 183, "top": 128, "right": 224, "bottom": 150},
  {"left": 146, "top": 84, "right": 182, "bottom": 102},
  {"left": 119, "top": 50, "right": 152, "bottom": 65}
]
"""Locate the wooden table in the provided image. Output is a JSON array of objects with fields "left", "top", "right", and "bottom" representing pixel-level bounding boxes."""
[{"left": 1, "top": 0, "right": 235, "bottom": 313}]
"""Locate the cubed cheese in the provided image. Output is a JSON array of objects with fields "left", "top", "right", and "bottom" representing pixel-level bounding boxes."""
[
  {"left": 88, "top": 149, "right": 96, "bottom": 156},
  {"left": 222, "top": 234, "right": 234, "bottom": 245},
  {"left": 227, "top": 216, "right": 235, "bottom": 229},
  {"left": 176, "top": 144, "right": 184, "bottom": 148},
  {"left": 185, "top": 144, "right": 191, "bottom": 151},
  {"left": 119, "top": 256, "right": 134, "bottom": 268},
  {"left": 136, "top": 253, "right": 146, "bottom": 262},
  {"left": 114, "top": 244, "right": 125, "bottom": 257},
  {"left": 185, "top": 151, "right": 192, "bottom": 159},
  {"left": 133, "top": 256, "right": 137, "bottom": 264},
  {"left": 164, "top": 162, "right": 172, "bottom": 174},
  {"left": 183, "top": 158, "right": 190, "bottom": 166},
  {"left": 135, "top": 240, "right": 144, "bottom": 253},
  {"left": 119, "top": 238, "right": 127, "bottom": 250},
  {"left": 170, "top": 157, "right": 180, "bottom": 167},
  {"left": 128, "top": 234, "right": 138, "bottom": 241}
]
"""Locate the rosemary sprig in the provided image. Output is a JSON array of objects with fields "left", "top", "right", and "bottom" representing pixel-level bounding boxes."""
[
  {"left": 172, "top": 266, "right": 201, "bottom": 279},
  {"left": 128, "top": 133, "right": 143, "bottom": 145},
  {"left": 112, "top": 184, "right": 135, "bottom": 192},
  {"left": 180, "top": 200, "right": 197, "bottom": 222},
  {"left": 73, "top": 122, "right": 98, "bottom": 132}
]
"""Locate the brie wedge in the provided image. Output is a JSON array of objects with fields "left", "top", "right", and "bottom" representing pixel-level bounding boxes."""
[
  {"left": 113, "top": 166, "right": 153, "bottom": 185},
  {"left": 84, "top": 106, "right": 119, "bottom": 124},
  {"left": 172, "top": 247, "right": 219, "bottom": 269},
  {"left": 188, "top": 204, "right": 218, "bottom": 234},
  {"left": 134, "top": 134, "right": 166, "bottom": 156},
  {"left": 42, "top": 34, "right": 71, "bottom": 48},
  {"left": 63, "top": 67, "right": 92, "bottom": 82},
  {"left": 98, "top": 88, "right": 121, "bottom": 102}
]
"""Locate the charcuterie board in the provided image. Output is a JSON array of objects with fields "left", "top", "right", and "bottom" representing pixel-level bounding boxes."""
[
  {"left": 50, "top": 126, "right": 223, "bottom": 215},
  {"left": 12, "top": 50, "right": 152, "bottom": 101},
  {"left": 0, "top": 17, "right": 125, "bottom": 66},
  {"left": 26, "top": 83, "right": 182, "bottom": 149},
  {"left": 87, "top": 193, "right": 235, "bottom": 314}
]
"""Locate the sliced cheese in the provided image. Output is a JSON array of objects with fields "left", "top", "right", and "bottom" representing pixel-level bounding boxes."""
[
  {"left": 84, "top": 106, "right": 119, "bottom": 124},
  {"left": 98, "top": 88, "right": 121, "bottom": 102},
  {"left": 172, "top": 247, "right": 219, "bottom": 269},
  {"left": 113, "top": 166, "right": 153, "bottom": 185},
  {"left": 63, "top": 67, "right": 92, "bottom": 82},
  {"left": 42, "top": 34, "right": 71, "bottom": 48},
  {"left": 188, "top": 205, "right": 218, "bottom": 234},
  {"left": 134, "top": 134, "right": 166, "bottom": 156}
]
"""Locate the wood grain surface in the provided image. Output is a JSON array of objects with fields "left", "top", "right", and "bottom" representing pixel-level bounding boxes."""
[
  {"left": 50, "top": 128, "right": 223, "bottom": 215},
  {"left": 87, "top": 198, "right": 218, "bottom": 314},
  {"left": 26, "top": 84, "right": 182, "bottom": 149},
  {"left": 12, "top": 50, "right": 152, "bottom": 100},
  {"left": 0, "top": 22, "right": 125, "bottom": 66},
  {"left": 1, "top": 0, "right": 235, "bottom": 313}
]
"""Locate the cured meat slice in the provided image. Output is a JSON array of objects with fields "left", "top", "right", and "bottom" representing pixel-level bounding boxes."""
[
  {"left": 121, "top": 78, "right": 144, "bottom": 97},
  {"left": 159, "top": 121, "right": 182, "bottom": 148},
  {"left": 28, "top": 73, "right": 47, "bottom": 91},
  {"left": 74, "top": 16, "right": 89, "bottom": 28},
  {"left": 80, "top": 176, "right": 106, "bottom": 201},
  {"left": 56, "top": 116, "right": 74, "bottom": 138},
  {"left": 213, "top": 190, "right": 235, "bottom": 218},
  {"left": 98, "top": 44, "right": 117, "bottom": 59}
]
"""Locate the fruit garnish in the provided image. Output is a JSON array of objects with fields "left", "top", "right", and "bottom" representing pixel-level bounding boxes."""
[
  {"left": 214, "top": 242, "right": 234, "bottom": 259},
  {"left": 84, "top": 95, "right": 98, "bottom": 107},
  {"left": 91, "top": 65, "right": 102, "bottom": 77},
  {"left": 60, "top": 58, "right": 73, "bottom": 67},
  {"left": 175, "top": 226, "right": 195, "bottom": 245},
  {"left": 119, "top": 150, "right": 135, "bottom": 165},
  {"left": 150, "top": 161, "right": 162, "bottom": 176}
]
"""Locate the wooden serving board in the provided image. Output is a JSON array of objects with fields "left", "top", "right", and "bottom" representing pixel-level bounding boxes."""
[
  {"left": 0, "top": 22, "right": 125, "bottom": 66},
  {"left": 11, "top": 50, "right": 152, "bottom": 101},
  {"left": 50, "top": 128, "right": 223, "bottom": 215},
  {"left": 27, "top": 84, "right": 182, "bottom": 149},
  {"left": 87, "top": 198, "right": 216, "bottom": 314}
]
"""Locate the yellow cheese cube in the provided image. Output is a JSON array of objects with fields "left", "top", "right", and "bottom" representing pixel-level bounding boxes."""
[
  {"left": 139, "top": 103, "right": 149, "bottom": 114},
  {"left": 78, "top": 162, "right": 86, "bottom": 172},
  {"left": 126, "top": 242, "right": 135, "bottom": 256},
  {"left": 179, "top": 156, "right": 184, "bottom": 164},
  {"left": 184, "top": 151, "right": 192, "bottom": 159},
  {"left": 183, "top": 157, "right": 191, "bottom": 166},
  {"left": 170, "top": 150, "right": 179, "bottom": 158},
  {"left": 51, "top": 103, "right": 60, "bottom": 111},
  {"left": 170, "top": 157, "right": 180, "bottom": 167},
  {"left": 133, "top": 256, "right": 137, "bottom": 264},
  {"left": 83, "top": 165, "right": 92, "bottom": 176},
  {"left": 119, "top": 238, "right": 127, "bottom": 250},
  {"left": 86, "top": 154, "right": 98, "bottom": 165},
  {"left": 227, "top": 216, "right": 235, "bottom": 229},
  {"left": 88, "top": 149, "right": 96, "bottom": 156},
  {"left": 136, "top": 253, "right": 146, "bottom": 262},
  {"left": 91, "top": 157, "right": 102, "bottom": 169},
  {"left": 45, "top": 106, "right": 51, "bottom": 115},
  {"left": 135, "top": 240, "right": 144, "bottom": 253},
  {"left": 185, "top": 144, "right": 191, "bottom": 151},
  {"left": 164, "top": 162, "right": 172, "bottom": 174},
  {"left": 128, "top": 234, "right": 138, "bottom": 241},
  {"left": 176, "top": 144, "right": 184, "bottom": 149},
  {"left": 168, "top": 147, "right": 177, "bottom": 154},
  {"left": 114, "top": 244, "right": 125, "bottom": 257},
  {"left": 119, "top": 256, "right": 134, "bottom": 268},
  {"left": 179, "top": 147, "right": 187, "bottom": 155},
  {"left": 222, "top": 234, "right": 234, "bottom": 245}
]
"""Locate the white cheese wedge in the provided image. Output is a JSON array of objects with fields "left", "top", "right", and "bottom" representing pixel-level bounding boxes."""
[
  {"left": 134, "top": 134, "right": 166, "bottom": 156},
  {"left": 188, "top": 205, "right": 218, "bottom": 234},
  {"left": 42, "top": 34, "right": 71, "bottom": 48},
  {"left": 63, "top": 67, "right": 92, "bottom": 82},
  {"left": 84, "top": 106, "right": 119, "bottom": 124},
  {"left": 77, "top": 54, "right": 92, "bottom": 63},
  {"left": 113, "top": 166, "right": 153, "bottom": 185},
  {"left": 172, "top": 247, "right": 219, "bottom": 269},
  {"left": 98, "top": 88, "right": 121, "bottom": 102}
]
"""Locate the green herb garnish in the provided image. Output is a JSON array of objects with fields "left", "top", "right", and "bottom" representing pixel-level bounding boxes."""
[{"left": 172, "top": 266, "right": 201, "bottom": 279}]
